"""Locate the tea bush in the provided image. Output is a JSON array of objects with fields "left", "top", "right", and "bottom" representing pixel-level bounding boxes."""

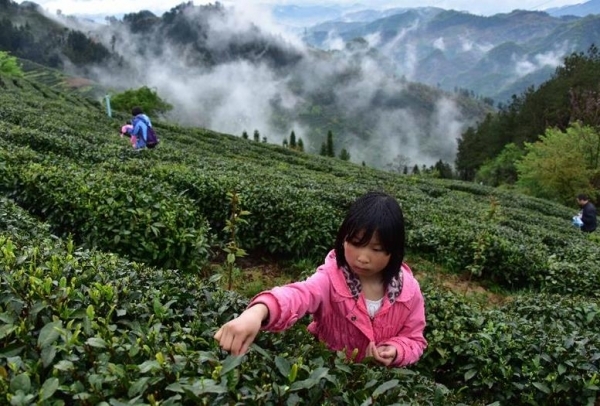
[{"left": 0, "top": 229, "right": 454, "bottom": 405}]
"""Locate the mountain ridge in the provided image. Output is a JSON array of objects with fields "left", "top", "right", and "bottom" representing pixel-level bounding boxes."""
[{"left": 303, "top": 6, "right": 600, "bottom": 102}]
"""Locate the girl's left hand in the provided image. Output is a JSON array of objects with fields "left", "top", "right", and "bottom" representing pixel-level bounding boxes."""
[{"left": 366, "top": 342, "right": 397, "bottom": 366}]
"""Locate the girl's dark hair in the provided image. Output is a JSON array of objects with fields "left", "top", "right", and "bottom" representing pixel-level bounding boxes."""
[
  {"left": 131, "top": 106, "right": 143, "bottom": 116},
  {"left": 334, "top": 191, "right": 405, "bottom": 285}
]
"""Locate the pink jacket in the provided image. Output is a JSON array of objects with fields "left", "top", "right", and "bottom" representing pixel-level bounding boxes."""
[{"left": 250, "top": 250, "right": 427, "bottom": 367}]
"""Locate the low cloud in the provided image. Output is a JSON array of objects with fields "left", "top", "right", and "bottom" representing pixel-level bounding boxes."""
[
  {"left": 79, "top": 3, "right": 473, "bottom": 168},
  {"left": 513, "top": 43, "right": 570, "bottom": 77}
]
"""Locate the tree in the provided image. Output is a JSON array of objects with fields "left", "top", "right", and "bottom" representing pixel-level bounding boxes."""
[
  {"left": 289, "top": 130, "right": 297, "bottom": 148},
  {"left": 412, "top": 164, "right": 420, "bottom": 175},
  {"left": 516, "top": 124, "right": 597, "bottom": 205},
  {"left": 282, "top": 139, "right": 288, "bottom": 148},
  {"left": 297, "top": 138, "right": 304, "bottom": 152},
  {"left": 110, "top": 86, "right": 173, "bottom": 117},
  {"left": 241, "top": 130, "right": 248, "bottom": 140},
  {"left": 326, "top": 130, "right": 335, "bottom": 157},
  {"left": 0, "top": 51, "right": 23, "bottom": 77},
  {"left": 253, "top": 130, "right": 260, "bottom": 142},
  {"left": 569, "top": 87, "right": 600, "bottom": 167},
  {"left": 320, "top": 142, "right": 327, "bottom": 156},
  {"left": 434, "top": 160, "right": 454, "bottom": 179},
  {"left": 475, "top": 143, "right": 523, "bottom": 186},
  {"left": 339, "top": 148, "right": 351, "bottom": 161}
]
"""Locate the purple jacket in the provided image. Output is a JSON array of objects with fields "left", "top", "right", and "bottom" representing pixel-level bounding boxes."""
[{"left": 250, "top": 250, "right": 427, "bottom": 367}]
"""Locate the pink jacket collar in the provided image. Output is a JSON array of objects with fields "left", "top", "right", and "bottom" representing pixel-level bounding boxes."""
[{"left": 324, "top": 250, "right": 417, "bottom": 304}]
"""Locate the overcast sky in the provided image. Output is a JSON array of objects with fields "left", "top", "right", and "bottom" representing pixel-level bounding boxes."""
[{"left": 18, "top": 0, "right": 588, "bottom": 18}]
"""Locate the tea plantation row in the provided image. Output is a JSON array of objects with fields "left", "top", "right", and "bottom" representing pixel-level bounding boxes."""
[{"left": 0, "top": 76, "right": 599, "bottom": 297}]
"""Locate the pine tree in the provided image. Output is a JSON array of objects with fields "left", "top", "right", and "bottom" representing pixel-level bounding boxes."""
[
  {"left": 412, "top": 164, "right": 420, "bottom": 175},
  {"left": 320, "top": 142, "right": 327, "bottom": 156},
  {"left": 339, "top": 148, "right": 351, "bottom": 161},
  {"left": 253, "top": 130, "right": 260, "bottom": 142},
  {"left": 289, "top": 131, "right": 297, "bottom": 148},
  {"left": 326, "top": 130, "right": 335, "bottom": 157},
  {"left": 297, "top": 138, "right": 304, "bottom": 152},
  {"left": 242, "top": 130, "right": 248, "bottom": 140}
]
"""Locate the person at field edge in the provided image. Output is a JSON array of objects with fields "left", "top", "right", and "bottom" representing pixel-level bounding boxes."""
[
  {"left": 577, "top": 193, "right": 597, "bottom": 233},
  {"left": 214, "top": 191, "right": 427, "bottom": 367},
  {"left": 124, "top": 106, "right": 153, "bottom": 150}
]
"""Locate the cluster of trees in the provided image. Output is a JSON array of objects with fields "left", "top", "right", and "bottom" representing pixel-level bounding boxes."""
[
  {"left": 452, "top": 86, "right": 495, "bottom": 107},
  {"left": 0, "top": 50, "right": 23, "bottom": 77},
  {"left": 117, "top": 2, "right": 301, "bottom": 69},
  {"left": 281, "top": 130, "right": 304, "bottom": 152},
  {"left": 0, "top": 3, "right": 114, "bottom": 70},
  {"left": 109, "top": 86, "right": 173, "bottom": 117},
  {"left": 62, "top": 31, "right": 112, "bottom": 66},
  {"left": 0, "top": 17, "right": 62, "bottom": 68},
  {"left": 456, "top": 45, "right": 600, "bottom": 204},
  {"left": 318, "top": 130, "right": 350, "bottom": 161},
  {"left": 387, "top": 158, "right": 454, "bottom": 179},
  {"left": 516, "top": 124, "right": 600, "bottom": 205},
  {"left": 241, "top": 130, "right": 268, "bottom": 143}
]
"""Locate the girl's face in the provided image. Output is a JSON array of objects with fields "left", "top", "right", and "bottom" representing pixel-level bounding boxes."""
[{"left": 343, "top": 230, "right": 391, "bottom": 279}]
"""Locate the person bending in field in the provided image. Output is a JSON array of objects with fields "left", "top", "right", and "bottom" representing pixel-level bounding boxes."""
[
  {"left": 122, "top": 106, "right": 158, "bottom": 150},
  {"left": 215, "top": 191, "right": 427, "bottom": 367}
]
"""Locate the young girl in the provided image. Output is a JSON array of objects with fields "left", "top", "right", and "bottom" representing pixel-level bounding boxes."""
[{"left": 214, "top": 191, "right": 427, "bottom": 367}]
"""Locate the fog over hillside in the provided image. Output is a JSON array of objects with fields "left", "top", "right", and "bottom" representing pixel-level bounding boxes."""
[{"left": 44, "top": 2, "right": 489, "bottom": 169}]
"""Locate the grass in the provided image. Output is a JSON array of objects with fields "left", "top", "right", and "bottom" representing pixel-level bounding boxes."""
[{"left": 407, "top": 254, "right": 510, "bottom": 307}]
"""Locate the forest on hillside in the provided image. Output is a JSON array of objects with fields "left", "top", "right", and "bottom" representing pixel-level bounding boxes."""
[
  {"left": 0, "top": 0, "right": 119, "bottom": 70},
  {"left": 455, "top": 45, "right": 600, "bottom": 205}
]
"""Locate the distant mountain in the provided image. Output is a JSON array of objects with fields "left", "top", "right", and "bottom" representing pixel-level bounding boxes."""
[
  {"left": 269, "top": 1, "right": 414, "bottom": 26},
  {"left": 545, "top": 0, "right": 600, "bottom": 17},
  {"left": 304, "top": 7, "right": 600, "bottom": 103},
  {"left": 271, "top": 4, "right": 345, "bottom": 26}
]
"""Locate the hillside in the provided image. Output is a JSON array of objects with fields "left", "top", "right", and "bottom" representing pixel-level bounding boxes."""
[
  {"left": 0, "top": 0, "right": 494, "bottom": 171},
  {"left": 0, "top": 74, "right": 599, "bottom": 404},
  {"left": 17, "top": 57, "right": 108, "bottom": 98},
  {"left": 0, "top": 0, "right": 120, "bottom": 71}
]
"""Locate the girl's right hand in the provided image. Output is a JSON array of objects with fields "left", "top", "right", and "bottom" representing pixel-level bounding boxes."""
[{"left": 214, "top": 304, "right": 269, "bottom": 356}]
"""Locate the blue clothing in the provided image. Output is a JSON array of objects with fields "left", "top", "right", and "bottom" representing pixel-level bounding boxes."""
[{"left": 127, "top": 114, "right": 153, "bottom": 149}]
